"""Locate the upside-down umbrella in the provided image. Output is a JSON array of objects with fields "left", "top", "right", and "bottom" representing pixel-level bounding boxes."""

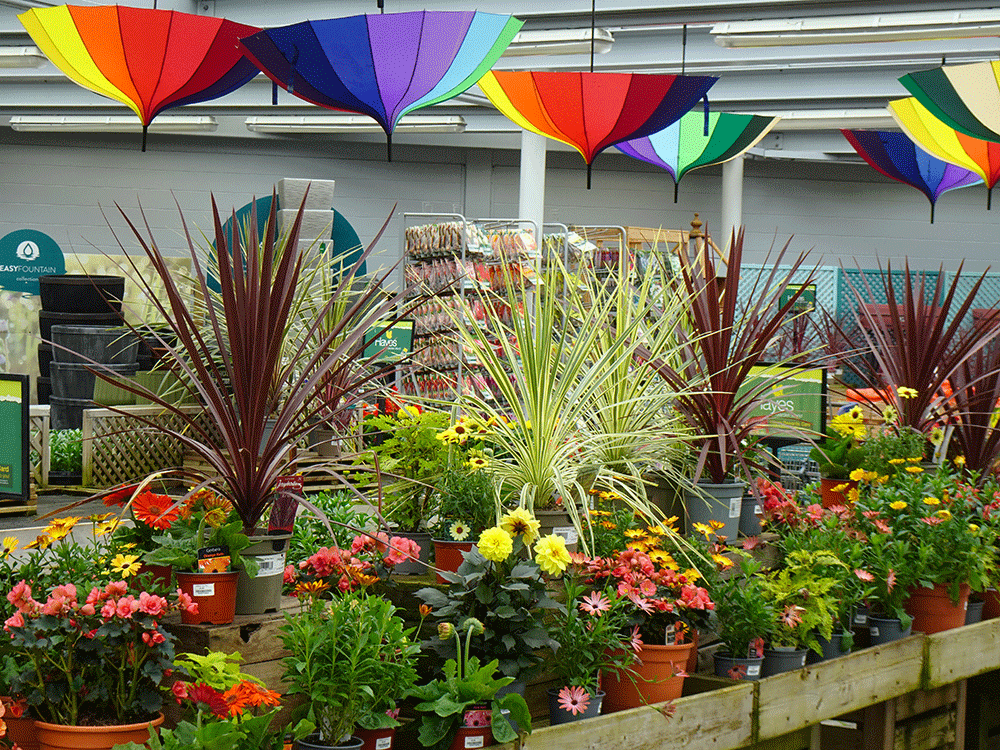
[
  {"left": 888, "top": 96, "right": 1000, "bottom": 209},
  {"left": 616, "top": 111, "right": 778, "bottom": 201},
  {"left": 478, "top": 70, "right": 718, "bottom": 188},
  {"left": 237, "top": 11, "right": 523, "bottom": 160},
  {"left": 842, "top": 129, "right": 982, "bottom": 223},
  {"left": 19, "top": 4, "right": 261, "bottom": 151},
  {"left": 899, "top": 61, "right": 1000, "bottom": 145}
]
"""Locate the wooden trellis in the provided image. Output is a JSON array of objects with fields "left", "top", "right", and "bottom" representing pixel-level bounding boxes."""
[
  {"left": 29, "top": 405, "right": 49, "bottom": 488},
  {"left": 81, "top": 405, "right": 221, "bottom": 488}
]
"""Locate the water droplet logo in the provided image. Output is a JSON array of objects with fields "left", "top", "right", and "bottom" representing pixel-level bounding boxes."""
[{"left": 15, "top": 240, "right": 40, "bottom": 262}]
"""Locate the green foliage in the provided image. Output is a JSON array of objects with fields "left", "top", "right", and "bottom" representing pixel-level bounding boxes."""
[
  {"left": 433, "top": 468, "right": 496, "bottom": 539},
  {"left": 50, "top": 428, "right": 82, "bottom": 473},
  {"left": 279, "top": 592, "right": 420, "bottom": 745},
  {"left": 145, "top": 518, "right": 256, "bottom": 576},
  {"left": 287, "top": 490, "right": 374, "bottom": 567},
  {"left": 758, "top": 549, "right": 843, "bottom": 654},
  {"left": 544, "top": 578, "right": 637, "bottom": 693},
  {"left": 361, "top": 410, "right": 451, "bottom": 532},
  {"left": 809, "top": 407, "right": 867, "bottom": 480},
  {"left": 416, "top": 534, "right": 558, "bottom": 681},
  {"left": 862, "top": 425, "right": 927, "bottom": 478},
  {"left": 408, "top": 619, "right": 531, "bottom": 750},
  {"left": 710, "top": 554, "right": 775, "bottom": 658}
]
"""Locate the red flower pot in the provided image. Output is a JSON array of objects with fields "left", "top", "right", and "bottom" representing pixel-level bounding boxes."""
[
  {"left": 906, "top": 582, "right": 970, "bottom": 634},
  {"left": 432, "top": 540, "right": 474, "bottom": 584},
  {"left": 601, "top": 641, "right": 694, "bottom": 713},
  {"left": 34, "top": 713, "right": 163, "bottom": 750},
  {"left": 176, "top": 571, "right": 239, "bottom": 625}
]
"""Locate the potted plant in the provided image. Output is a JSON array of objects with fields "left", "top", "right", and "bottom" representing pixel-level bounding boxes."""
[
  {"left": 544, "top": 570, "right": 638, "bottom": 722},
  {"left": 710, "top": 554, "right": 774, "bottom": 681},
  {"left": 92, "top": 190, "right": 424, "bottom": 615},
  {"left": 416, "top": 510, "right": 560, "bottom": 686},
  {"left": 757, "top": 549, "right": 842, "bottom": 676},
  {"left": 408, "top": 618, "right": 532, "bottom": 750},
  {"left": 587, "top": 547, "right": 714, "bottom": 712},
  {"left": 855, "top": 464, "right": 1000, "bottom": 634},
  {"left": 141, "top": 488, "right": 257, "bottom": 625},
  {"left": 808, "top": 405, "right": 869, "bottom": 507},
  {"left": 361, "top": 408, "right": 451, "bottom": 573},
  {"left": 278, "top": 591, "right": 420, "bottom": 750},
  {"left": 117, "top": 651, "right": 284, "bottom": 750},
  {"left": 645, "top": 229, "right": 818, "bottom": 541},
  {"left": 5, "top": 578, "right": 196, "bottom": 750},
  {"left": 429, "top": 441, "right": 497, "bottom": 581}
]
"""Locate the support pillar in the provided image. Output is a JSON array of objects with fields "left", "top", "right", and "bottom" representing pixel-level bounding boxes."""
[
  {"left": 720, "top": 153, "right": 745, "bottom": 269},
  {"left": 518, "top": 130, "right": 547, "bottom": 242}
]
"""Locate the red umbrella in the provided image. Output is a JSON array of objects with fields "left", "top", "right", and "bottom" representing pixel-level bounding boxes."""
[
  {"left": 479, "top": 70, "right": 717, "bottom": 187},
  {"left": 20, "top": 5, "right": 260, "bottom": 150}
]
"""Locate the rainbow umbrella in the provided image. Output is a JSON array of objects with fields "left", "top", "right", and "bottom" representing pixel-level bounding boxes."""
[
  {"left": 616, "top": 111, "right": 778, "bottom": 201},
  {"left": 478, "top": 70, "right": 718, "bottom": 188},
  {"left": 238, "top": 11, "right": 523, "bottom": 160},
  {"left": 888, "top": 97, "right": 1000, "bottom": 209},
  {"left": 842, "top": 129, "right": 982, "bottom": 223},
  {"left": 19, "top": 4, "right": 260, "bottom": 151},
  {"left": 899, "top": 61, "right": 1000, "bottom": 145}
]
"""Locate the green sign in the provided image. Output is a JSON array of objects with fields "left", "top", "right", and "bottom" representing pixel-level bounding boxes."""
[
  {"left": 0, "top": 375, "right": 29, "bottom": 502},
  {"left": 363, "top": 320, "right": 414, "bottom": 362},
  {"left": 0, "top": 229, "right": 66, "bottom": 294},
  {"left": 738, "top": 364, "right": 827, "bottom": 439},
  {"left": 780, "top": 283, "right": 816, "bottom": 314}
]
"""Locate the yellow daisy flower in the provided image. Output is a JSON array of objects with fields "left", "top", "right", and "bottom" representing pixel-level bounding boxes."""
[
  {"left": 109, "top": 553, "right": 142, "bottom": 578},
  {"left": 500, "top": 508, "right": 540, "bottom": 545},
  {"left": 1, "top": 536, "right": 18, "bottom": 558},
  {"left": 449, "top": 521, "right": 471, "bottom": 542},
  {"left": 954, "top": 456, "right": 966, "bottom": 467},
  {"left": 935, "top": 509, "right": 952, "bottom": 520},
  {"left": 888, "top": 458, "right": 907, "bottom": 465},
  {"left": 535, "top": 534, "right": 571, "bottom": 576},
  {"left": 922, "top": 497, "right": 941, "bottom": 506},
  {"left": 897, "top": 386, "right": 918, "bottom": 399},
  {"left": 890, "top": 500, "right": 908, "bottom": 510},
  {"left": 905, "top": 466, "right": 924, "bottom": 474}
]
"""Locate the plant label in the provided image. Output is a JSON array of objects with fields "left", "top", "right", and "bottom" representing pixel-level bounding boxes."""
[
  {"left": 729, "top": 498, "right": 741, "bottom": 518},
  {"left": 746, "top": 664, "right": 760, "bottom": 677},
  {"left": 553, "top": 526, "right": 578, "bottom": 544},
  {"left": 193, "top": 583, "right": 215, "bottom": 597},
  {"left": 375, "top": 738, "right": 392, "bottom": 750},
  {"left": 253, "top": 553, "right": 286, "bottom": 578},
  {"left": 463, "top": 738, "right": 485, "bottom": 749}
]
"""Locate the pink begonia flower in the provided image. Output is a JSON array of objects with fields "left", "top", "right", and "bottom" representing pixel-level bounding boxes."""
[
  {"left": 137, "top": 592, "right": 167, "bottom": 617},
  {"left": 85, "top": 586, "right": 104, "bottom": 606},
  {"left": 176, "top": 589, "right": 198, "bottom": 615},
  {"left": 101, "top": 601, "right": 117, "bottom": 620},
  {"left": 105, "top": 581, "right": 128, "bottom": 598},
  {"left": 142, "top": 630, "right": 166, "bottom": 646},
  {"left": 384, "top": 536, "right": 420, "bottom": 567},
  {"left": 283, "top": 565, "right": 298, "bottom": 585},
  {"left": 78, "top": 603, "right": 96, "bottom": 616},
  {"left": 7, "top": 580, "right": 36, "bottom": 613},
  {"left": 115, "top": 596, "right": 140, "bottom": 619},
  {"left": 4, "top": 611, "right": 24, "bottom": 631}
]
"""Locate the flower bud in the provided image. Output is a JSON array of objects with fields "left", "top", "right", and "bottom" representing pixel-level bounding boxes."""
[
  {"left": 437, "top": 622, "right": 454, "bottom": 640},
  {"left": 462, "top": 617, "right": 485, "bottom": 635}
]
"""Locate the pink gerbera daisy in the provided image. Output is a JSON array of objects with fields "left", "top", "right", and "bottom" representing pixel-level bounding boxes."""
[
  {"left": 579, "top": 591, "right": 611, "bottom": 616},
  {"left": 557, "top": 686, "right": 591, "bottom": 716}
]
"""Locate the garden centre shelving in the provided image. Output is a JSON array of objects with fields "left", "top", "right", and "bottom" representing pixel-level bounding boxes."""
[{"left": 401, "top": 212, "right": 540, "bottom": 403}]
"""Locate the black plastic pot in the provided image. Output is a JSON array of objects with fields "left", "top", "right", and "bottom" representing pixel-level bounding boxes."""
[
  {"left": 36, "top": 375, "right": 51, "bottom": 405},
  {"left": 39, "top": 310, "right": 123, "bottom": 340},
  {"left": 50, "top": 395, "right": 91, "bottom": 430},
  {"left": 38, "top": 274, "right": 124, "bottom": 313},
  {"left": 38, "top": 343, "right": 53, "bottom": 378}
]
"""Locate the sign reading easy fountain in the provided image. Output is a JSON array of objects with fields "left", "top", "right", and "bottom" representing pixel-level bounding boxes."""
[
  {"left": 0, "top": 230, "right": 65, "bottom": 294},
  {"left": 0, "top": 375, "right": 29, "bottom": 504}
]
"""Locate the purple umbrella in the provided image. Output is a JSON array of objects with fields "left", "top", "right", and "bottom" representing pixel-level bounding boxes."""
[
  {"left": 842, "top": 129, "right": 982, "bottom": 223},
  {"left": 238, "top": 11, "right": 523, "bottom": 160}
]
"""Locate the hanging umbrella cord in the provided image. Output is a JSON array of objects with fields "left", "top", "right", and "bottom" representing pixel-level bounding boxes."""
[{"left": 682, "top": 24, "right": 687, "bottom": 75}]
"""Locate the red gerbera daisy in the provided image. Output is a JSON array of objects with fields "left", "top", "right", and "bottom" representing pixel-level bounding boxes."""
[
  {"left": 132, "top": 491, "right": 181, "bottom": 530},
  {"left": 187, "top": 683, "right": 229, "bottom": 719}
]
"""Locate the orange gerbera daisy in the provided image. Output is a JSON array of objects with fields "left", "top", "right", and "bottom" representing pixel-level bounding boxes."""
[{"left": 132, "top": 491, "right": 181, "bottom": 530}]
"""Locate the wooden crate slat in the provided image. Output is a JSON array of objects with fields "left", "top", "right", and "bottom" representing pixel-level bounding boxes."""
[
  {"left": 755, "top": 635, "right": 926, "bottom": 742},
  {"left": 924, "top": 617, "right": 1000, "bottom": 688}
]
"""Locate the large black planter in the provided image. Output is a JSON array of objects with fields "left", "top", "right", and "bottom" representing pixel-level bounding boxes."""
[
  {"left": 50, "top": 325, "right": 139, "bottom": 365},
  {"left": 38, "top": 274, "right": 124, "bottom": 313},
  {"left": 38, "top": 343, "right": 53, "bottom": 378},
  {"left": 36, "top": 376, "right": 51, "bottom": 405}
]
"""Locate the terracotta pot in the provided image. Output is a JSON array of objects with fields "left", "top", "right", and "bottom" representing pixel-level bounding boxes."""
[
  {"left": 432, "top": 539, "right": 474, "bottom": 584},
  {"left": 600, "top": 641, "right": 694, "bottom": 713},
  {"left": 906, "top": 582, "right": 970, "bottom": 634},
  {"left": 355, "top": 726, "right": 396, "bottom": 750},
  {"left": 819, "top": 477, "right": 858, "bottom": 508},
  {"left": 5, "top": 711, "right": 40, "bottom": 750},
  {"left": 34, "top": 713, "right": 163, "bottom": 750},
  {"left": 135, "top": 563, "right": 173, "bottom": 591},
  {"left": 983, "top": 588, "right": 1000, "bottom": 620},
  {"left": 176, "top": 570, "right": 239, "bottom": 625}
]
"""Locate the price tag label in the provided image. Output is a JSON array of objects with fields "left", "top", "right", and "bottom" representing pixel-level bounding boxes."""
[
  {"left": 746, "top": 664, "right": 760, "bottom": 677},
  {"left": 254, "top": 553, "right": 286, "bottom": 578},
  {"left": 552, "top": 526, "right": 579, "bottom": 544},
  {"left": 464, "top": 737, "right": 484, "bottom": 749},
  {"left": 193, "top": 583, "right": 215, "bottom": 597},
  {"left": 729, "top": 498, "right": 741, "bottom": 518},
  {"left": 375, "top": 738, "right": 392, "bottom": 750}
]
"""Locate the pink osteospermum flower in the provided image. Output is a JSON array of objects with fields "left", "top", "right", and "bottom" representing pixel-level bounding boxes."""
[
  {"left": 579, "top": 591, "right": 611, "bottom": 616},
  {"left": 886, "top": 570, "right": 896, "bottom": 592},
  {"left": 628, "top": 625, "right": 643, "bottom": 652},
  {"left": 780, "top": 605, "right": 804, "bottom": 629},
  {"left": 557, "top": 686, "right": 591, "bottom": 716}
]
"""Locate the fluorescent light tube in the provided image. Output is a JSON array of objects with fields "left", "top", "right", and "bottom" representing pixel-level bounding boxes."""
[
  {"left": 713, "top": 9, "right": 1000, "bottom": 47},
  {"left": 8, "top": 114, "right": 218, "bottom": 133},
  {"left": 0, "top": 46, "right": 45, "bottom": 68},
  {"left": 503, "top": 28, "right": 613, "bottom": 56},
  {"left": 245, "top": 114, "right": 466, "bottom": 134}
]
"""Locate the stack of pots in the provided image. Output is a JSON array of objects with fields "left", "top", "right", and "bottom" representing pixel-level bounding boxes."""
[{"left": 37, "top": 274, "right": 131, "bottom": 429}]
